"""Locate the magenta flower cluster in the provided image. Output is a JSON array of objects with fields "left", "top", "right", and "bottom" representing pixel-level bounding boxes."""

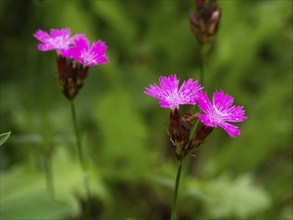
[
  {"left": 33, "top": 28, "right": 109, "bottom": 67},
  {"left": 145, "top": 74, "right": 247, "bottom": 138}
]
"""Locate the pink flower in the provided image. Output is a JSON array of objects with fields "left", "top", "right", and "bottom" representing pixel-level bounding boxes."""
[
  {"left": 62, "top": 35, "right": 109, "bottom": 67},
  {"left": 197, "top": 90, "right": 247, "bottom": 138},
  {"left": 145, "top": 74, "right": 203, "bottom": 110},
  {"left": 33, "top": 28, "right": 75, "bottom": 52}
]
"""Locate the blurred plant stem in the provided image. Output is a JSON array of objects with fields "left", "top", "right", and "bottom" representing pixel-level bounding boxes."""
[
  {"left": 199, "top": 50, "right": 205, "bottom": 86},
  {"left": 171, "top": 160, "right": 183, "bottom": 220},
  {"left": 43, "top": 150, "right": 54, "bottom": 199},
  {"left": 70, "top": 100, "right": 91, "bottom": 201},
  {"left": 191, "top": 50, "right": 206, "bottom": 114}
]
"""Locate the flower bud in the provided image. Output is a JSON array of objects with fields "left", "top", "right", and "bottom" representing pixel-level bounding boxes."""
[
  {"left": 57, "top": 55, "right": 89, "bottom": 100},
  {"left": 169, "top": 110, "right": 198, "bottom": 161},
  {"left": 169, "top": 108, "right": 181, "bottom": 146},
  {"left": 189, "top": 0, "right": 221, "bottom": 49}
]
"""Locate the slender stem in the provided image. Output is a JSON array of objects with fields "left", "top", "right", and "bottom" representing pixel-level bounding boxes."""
[
  {"left": 200, "top": 50, "right": 205, "bottom": 86},
  {"left": 70, "top": 100, "right": 90, "bottom": 200},
  {"left": 171, "top": 161, "right": 183, "bottom": 220},
  {"left": 71, "top": 100, "right": 86, "bottom": 170},
  {"left": 43, "top": 151, "right": 54, "bottom": 199},
  {"left": 191, "top": 51, "right": 205, "bottom": 113}
]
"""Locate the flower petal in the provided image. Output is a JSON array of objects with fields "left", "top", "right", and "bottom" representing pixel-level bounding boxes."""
[
  {"left": 197, "top": 91, "right": 213, "bottom": 114},
  {"left": 224, "top": 105, "right": 247, "bottom": 122},
  {"left": 218, "top": 121, "right": 240, "bottom": 138},
  {"left": 179, "top": 79, "right": 203, "bottom": 105},
  {"left": 197, "top": 90, "right": 247, "bottom": 138},
  {"left": 159, "top": 75, "right": 179, "bottom": 93},
  {"left": 75, "top": 35, "right": 90, "bottom": 51},
  {"left": 33, "top": 28, "right": 74, "bottom": 52},
  {"left": 38, "top": 43, "right": 55, "bottom": 51},
  {"left": 198, "top": 113, "right": 218, "bottom": 127},
  {"left": 88, "top": 41, "right": 109, "bottom": 66},
  {"left": 91, "top": 40, "right": 107, "bottom": 55},
  {"left": 65, "top": 36, "right": 109, "bottom": 67},
  {"left": 159, "top": 99, "right": 174, "bottom": 109},
  {"left": 213, "top": 90, "right": 234, "bottom": 112},
  {"left": 50, "top": 28, "right": 71, "bottom": 38},
  {"left": 144, "top": 84, "right": 165, "bottom": 100},
  {"left": 145, "top": 74, "right": 203, "bottom": 110},
  {"left": 33, "top": 29, "right": 50, "bottom": 43}
]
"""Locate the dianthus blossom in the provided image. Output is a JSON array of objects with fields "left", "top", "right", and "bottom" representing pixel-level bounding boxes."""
[
  {"left": 33, "top": 28, "right": 75, "bottom": 52},
  {"left": 33, "top": 28, "right": 109, "bottom": 99},
  {"left": 145, "top": 74, "right": 203, "bottom": 110},
  {"left": 197, "top": 90, "right": 247, "bottom": 138},
  {"left": 61, "top": 35, "right": 109, "bottom": 67}
]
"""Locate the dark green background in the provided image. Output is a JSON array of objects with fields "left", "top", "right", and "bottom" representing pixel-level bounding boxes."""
[{"left": 0, "top": 0, "right": 292, "bottom": 219}]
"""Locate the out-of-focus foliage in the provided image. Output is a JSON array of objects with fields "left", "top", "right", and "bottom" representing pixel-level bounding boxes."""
[
  {"left": 0, "top": 132, "right": 10, "bottom": 146},
  {"left": 0, "top": 0, "right": 292, "bottom": 219}
]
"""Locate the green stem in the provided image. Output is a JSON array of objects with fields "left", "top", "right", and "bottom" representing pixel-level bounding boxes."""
[
  {"left": 200, "top": 51, "right": 205, "bottom": 86},
  {"left": 43, "top": 151, "right": 54, "bottom": 199},
  {"left": 70, "top": 100, "right": 90, "bottom": 200},
  {"left": 191, "top": 51, "right": 205, "bottom": 113},
  {"left": 71, "top": 100, "right": 85, "bottom": 170},
  {"left": 171, "top": 161, "right": 183, "bottom": 220}
]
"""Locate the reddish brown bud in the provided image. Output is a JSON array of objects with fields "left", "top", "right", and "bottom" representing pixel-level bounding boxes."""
[
  {"left": 169, "top": 108, "right": 181, "bottom": 146},
  {"left": 196, "top": 0, "right": 205, "bottom": 9},
  {"left": 169, "top": 110, "right": 199, "bottom": 161},
  {"left": 57, "top": 55, "right": 89, "bottom": 100},
  {"left": 189, "top": 0, "right": 221, "bottom": 49},
  {"left": 182, "top": 112, "right": 198, "bottom": 129}
]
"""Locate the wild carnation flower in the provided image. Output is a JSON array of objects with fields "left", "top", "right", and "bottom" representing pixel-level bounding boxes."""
[
  {"left": 144, "top": 74, "right": 203, "bottom": 110},
  {"left": 33, "top": 28, "right": 75, "bottom": 52},
  {"left": 33, "top": 28, "right": 110, "bottom": 100},
  {"left": 62, "top": 35, "right": 109, "bottom": 67},
  {"left": 197, "top": 90, "right": 247, "bottom": 138}
]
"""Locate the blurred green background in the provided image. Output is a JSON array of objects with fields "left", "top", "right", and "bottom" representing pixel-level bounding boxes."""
[{"left": 0, "top": 0, "right": 292, "bottom": 219}]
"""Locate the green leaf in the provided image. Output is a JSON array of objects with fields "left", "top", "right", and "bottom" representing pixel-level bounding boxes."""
[
  {"left": 0, "top": 147, "right": 109, "bottom": 219},
  {"left": 201, "top": 174, "right": 271, "bottom": 219},
  {"left": 0, "top": 131, "right": 11, "bottom": 146},
  {"left": 94, "top": 88, "right": 152, "bottom": 181}
]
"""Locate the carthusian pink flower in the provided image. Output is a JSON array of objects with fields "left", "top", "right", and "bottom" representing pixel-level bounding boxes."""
[
  {"left": 33, "top": 28, "right": 110, "bottom": 100},
  {"left": 145, "top": 74, "right": 203, "bottom": 110},
  {"left": 197, "top": 90, "right": 247, "bottom": 138},
  {"left": 62, "top": 35, "right": 109, "bottom": 67},
  {"left": 33, "top": 28, "right": 75, "bottom": 52}
]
